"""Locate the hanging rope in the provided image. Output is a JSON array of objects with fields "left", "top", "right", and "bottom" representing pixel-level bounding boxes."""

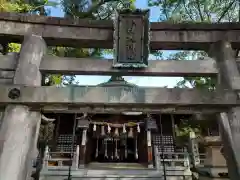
[
  {"left": 101, "top": 125, "right": 105, "bottom": 136},
  {"left": 123, "top": 124, "right": 127, "bottom": 133},
  {"left": 128, "top": 127, "right": 134, "bottom": 138},
  {"left": 137, "top": 123, "right": 140, "bottom": 133},
  {"left": 114, "top": 127, "right": 119, "bottom": 137},
  {"left": 107, "top": 124, "right": 111, "bottom": 133},
  {"left": 93, "top": 123, "right": 97, "bottom": 131},
  {"left": 89, "top": 121, "right": 144, "bottom": 127}
]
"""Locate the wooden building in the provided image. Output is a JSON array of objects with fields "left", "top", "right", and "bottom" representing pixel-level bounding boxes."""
[{"left": 42, "top": 76, "right": 200, "bottom": 170}]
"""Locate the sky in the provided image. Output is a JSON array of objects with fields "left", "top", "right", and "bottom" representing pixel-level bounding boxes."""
[{"left": 48, "top": 0, "right": 183, "bottom": 87}]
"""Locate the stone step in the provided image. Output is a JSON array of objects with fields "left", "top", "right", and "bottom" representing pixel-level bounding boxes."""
[
  {"left": 40, "top": 168, "right": 193, "bottom": 180},
  {"left": 40, "top": 169, "right": 163, "bottom": 180}
]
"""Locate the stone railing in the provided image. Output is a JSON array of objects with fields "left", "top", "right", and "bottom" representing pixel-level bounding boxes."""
[
  {"left": 199, "top": 153, "right": 207, "bottom": 165},
  {"left": 42, "top": 145, "right": 80, "bottom": 170},
  {"left": 189, "top": 133, "right": 228, "bottom": 179},
  {"left": 155, "top": 151, "right": 190, "bottom": 168},
  {"left": 154, "top": 147, "right": 192, "bottom": 179}
]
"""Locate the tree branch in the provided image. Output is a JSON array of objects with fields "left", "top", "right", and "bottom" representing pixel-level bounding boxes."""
[
  {"left": 238, "top": 0, "right": 240, "bottom": 21},
  {"left": 183, "top": 0, "right": 194, "bottom": 21},
  {"left": 217, "top": 0, "right": 236, "bottom": 22},
  {"left": 195, "top": 0, "right": 204, "bottom": 21},
  {"left": 81, "top": 0, "right": 115, "bottom": 18}
]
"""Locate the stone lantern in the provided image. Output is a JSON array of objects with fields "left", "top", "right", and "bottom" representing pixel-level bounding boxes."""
[
  {"left": 203, "top": 136, "right": 226, "bottom": 167},
  {"left": 199, "top": 136, "right": 228, "bottom": 178}
]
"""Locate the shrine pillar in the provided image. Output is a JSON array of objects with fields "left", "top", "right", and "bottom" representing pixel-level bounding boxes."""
[
  {"left": 147, "top": 129, "right": 153, "bottom": 168},
  {"left": 79, "top": 128, "right": 87, "bottom": 168},
  {"left": 146, "top": 114, "right": 156, "bottom": 168},
  {"left": 77, "top": 118, "right": 89, "bottom": 168},
  {"left": 0, "top": 35, "right": 45, "bottom": 180}
]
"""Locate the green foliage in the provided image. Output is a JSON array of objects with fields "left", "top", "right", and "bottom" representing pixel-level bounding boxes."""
[
  {"left": 0, "top": 0, "right": 58, "bottom": 14},
  {"left": 0, "top": 0, "right": 32, "bottom": 54},
  {"left": 176, "top": 119, "right": 201, "bottom": 137},
  {"left": 148, "top": 0, "right": 240, "bottom": 89},
  {"left": 62, "top": 0, "right": 136, "bottom": 19},
  {"left": 8, "top": 43, "right": 21, "bottom": 52},
  {"left": 30, "top": 0, "right": 59, "bottom": 15},
  {"left": 148, "top": 0, "right": 239, "bottom": 22},
  {"left": 0, "top": 0, "right": 33, "bottom": 13},
  {"left": 175, "top": 117, "right": 202, "bottom": 145}
]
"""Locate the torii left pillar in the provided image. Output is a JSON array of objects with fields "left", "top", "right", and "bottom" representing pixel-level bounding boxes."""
[{"left": 0, "top": 34, "right": 46, "bottom": 180}]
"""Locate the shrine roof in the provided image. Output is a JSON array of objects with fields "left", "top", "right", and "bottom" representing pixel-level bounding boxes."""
[{"left": 97, "top": 76, "right": 137, "bottom": 87}]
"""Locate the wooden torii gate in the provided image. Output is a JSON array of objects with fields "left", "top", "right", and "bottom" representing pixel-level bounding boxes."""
[{"left": 0, "top": 10, "right": 240, "bottom": 180}]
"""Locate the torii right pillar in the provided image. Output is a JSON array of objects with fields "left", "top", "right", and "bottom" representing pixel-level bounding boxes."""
[{"left": 209, "top": 41, "right": 240, "bottom": 179}]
